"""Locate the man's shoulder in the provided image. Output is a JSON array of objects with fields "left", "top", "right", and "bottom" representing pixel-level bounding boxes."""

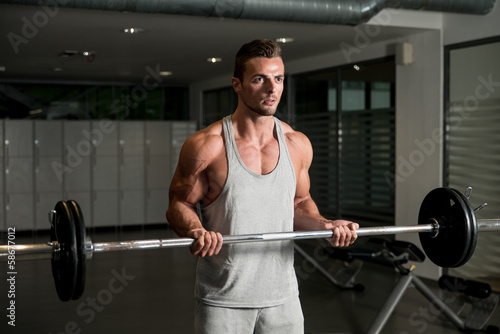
[
  {"left": 183, "top": 120, "right": 225, "bottom": 158},
  {"left": 279, "top": 120, "right": 311, "bottom": 148},
  {"left": 278, "top": 119, "right": 313, "bottom": 168},
  {"left": 191, "top": 120, "right": 223, "bottom": 140}
]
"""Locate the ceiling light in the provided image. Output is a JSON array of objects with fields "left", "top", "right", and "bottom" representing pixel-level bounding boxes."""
[
  {"left": 207, "top": 58, "right": 222, "bottom": 63},
  {"left": 29, "top": 109, "right": 43, "bottom": 115},
  {"left": 0, "top": 66, "right": 5, "bottom": 72},
  {"left": 275, "top": 37, "right": 294, "bottom": 43},
  {"left": 159, "top": 71, "right": 173, "bottom": 76},
  {"left": 123, "top": 27, "right": 144, "bottom": 34},
  {"left": 54, "top": 67, "right": 63, "bottom": 72}
]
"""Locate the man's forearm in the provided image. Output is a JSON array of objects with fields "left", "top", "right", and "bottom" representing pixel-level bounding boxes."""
[
  {"left": 293, "top": 197, "right": 330, "bottom": 231},
  {"left": 166, "top": 201, "right": 204, "bottom": 238}
]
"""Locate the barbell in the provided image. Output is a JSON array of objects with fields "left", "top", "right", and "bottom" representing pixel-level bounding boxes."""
[{"left": 1, "top": 187, "right": 500, "bottom": 302}]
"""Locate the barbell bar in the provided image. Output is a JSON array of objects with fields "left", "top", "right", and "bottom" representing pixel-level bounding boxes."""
[
  {"left": 5, "top": 220, "right": 500, "bottom": 261},
  {"left": 3, "top": 224, "right": 438, "bottom": 261},
  {"left": 1, "top": 187, "right": 500, "bottom": 302}
]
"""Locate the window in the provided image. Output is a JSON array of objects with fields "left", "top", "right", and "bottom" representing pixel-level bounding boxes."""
[
  {"left": 445, "top": 37, "right": 500, "bottom": 284},
  {"left": 0, "top": 84, "right": 189, "bottom": 120},
  {"left": 293, "top": 59, "right": 395, "bottom": 227},
  {"left": 203, "top": 87, "right": 237, "bottom": 127}
]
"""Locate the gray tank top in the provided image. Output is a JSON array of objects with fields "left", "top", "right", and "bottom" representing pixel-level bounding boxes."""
[{"left": 196, "top": 115, "right": 299, "bottom": 308}]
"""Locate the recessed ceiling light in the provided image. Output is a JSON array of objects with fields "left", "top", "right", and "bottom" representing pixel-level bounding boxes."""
[
  {"left": 29, "top": 109, "right": 43, "bottom": 115},
  {"left": 0, "top": 66, "right": 6, "bottom": 72},
  {"left": 207, "top": 58, "right": 222, "bottom": 63},
  {"left": 54, "top": 67, "right": 63, "bottom": 72},
  {"left": 275, "top": 37, "right": 294, "bottom": 43},
  {"left": 123, "top": 27, "right": 144, "bottom": 34},
  {"left": 159, "top": 71, "right": 173, "bottom": 76}
]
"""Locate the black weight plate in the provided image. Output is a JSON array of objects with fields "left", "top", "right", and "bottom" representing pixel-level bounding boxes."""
[
  {"left": 418, "top": 188, "right": 476, "bottom": 268},
  {"left": 66, "top": 200, "right": 87, "bottom": 300},
  {"left": 448, "top": 188, "right": 478, "bottom": 267},
  {"left": 51, "top": 201, "right": 78, "bottom": 301}
]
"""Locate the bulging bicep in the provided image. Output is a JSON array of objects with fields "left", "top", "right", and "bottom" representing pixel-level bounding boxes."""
[
  {"left": 288, "top": 131, "right": 313, "bottom": 203},
  {"left": 169, "top": 138, "right": 210, "bottom": 208}
]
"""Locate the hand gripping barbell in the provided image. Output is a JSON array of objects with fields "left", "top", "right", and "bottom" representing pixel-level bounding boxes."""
[{"left": 1, "top": 187, "right": 500, "bottom": 302}]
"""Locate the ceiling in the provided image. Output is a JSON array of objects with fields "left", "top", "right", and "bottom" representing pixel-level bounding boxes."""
[{"left": 0, "top": 4, "right": 428, "bottom": 86}]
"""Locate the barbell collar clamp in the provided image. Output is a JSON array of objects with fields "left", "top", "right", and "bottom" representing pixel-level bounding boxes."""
[
  {"left": 52, "top": 241, "right": 60, "bottom": 261},
  {"left": 427, "top": 219, "right": 440, "bottom": 238},
  {"left": 85, "top": 236, "right": 94, "bottom": 261}
]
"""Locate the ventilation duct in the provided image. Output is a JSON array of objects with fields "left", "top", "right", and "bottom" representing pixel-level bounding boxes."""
[{"left": 0, "top": 0, "right": 496, "bottom": 25}]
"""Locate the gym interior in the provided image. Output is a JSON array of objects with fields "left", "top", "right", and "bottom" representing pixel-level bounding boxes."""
[{"left": 1, "top": 1, "right": 500, "bottom": 333}]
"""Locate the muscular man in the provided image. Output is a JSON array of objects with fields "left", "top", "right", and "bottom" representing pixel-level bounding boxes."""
[{"left": 166, "top": 39, "right": 358, "bottom": 333}]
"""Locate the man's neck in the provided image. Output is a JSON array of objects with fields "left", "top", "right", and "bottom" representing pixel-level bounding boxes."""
[{"left": 231, "top": 109, "right": 276, "bottom": 145}]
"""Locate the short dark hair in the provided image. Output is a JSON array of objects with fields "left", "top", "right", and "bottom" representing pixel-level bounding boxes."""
[{"left": 233, "top": 39, "right": 282, "bottom": 80}]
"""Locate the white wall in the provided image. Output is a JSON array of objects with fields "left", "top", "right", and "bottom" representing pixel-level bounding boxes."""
[
  {"left": 443, "top": 5, "right": 500, "bottom": 46},
  {"left": 394, "top": 30, "right": 443, "bottom": 279}
]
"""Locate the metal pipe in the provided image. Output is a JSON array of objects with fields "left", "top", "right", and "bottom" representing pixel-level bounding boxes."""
[
  {"left": 412, "top": 275, "right": 466, "bottom": 330},
  {"left": 0, "top": 0, "right": 496, "bottom": 26},
  {"left": 366, "top": 273, "right": 414, "bottom": 334}
]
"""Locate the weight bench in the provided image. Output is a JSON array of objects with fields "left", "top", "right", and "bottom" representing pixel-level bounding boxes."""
[{"left": 298, "top": 238, "right": 499, "bottom": 333}]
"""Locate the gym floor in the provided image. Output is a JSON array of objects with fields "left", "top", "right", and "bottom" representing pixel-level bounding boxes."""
[{"left": 2, "top": 226, "right": 499, "bottom": 334}]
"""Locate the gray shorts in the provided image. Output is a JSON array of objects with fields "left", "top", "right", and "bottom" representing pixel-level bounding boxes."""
[{"left": 194, "top": 296, "right": 304, "bottom": 334}]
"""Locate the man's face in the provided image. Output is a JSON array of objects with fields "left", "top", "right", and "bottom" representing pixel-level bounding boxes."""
[{"left": 233, "top": 57, "right": 285, "bottom": 117}]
